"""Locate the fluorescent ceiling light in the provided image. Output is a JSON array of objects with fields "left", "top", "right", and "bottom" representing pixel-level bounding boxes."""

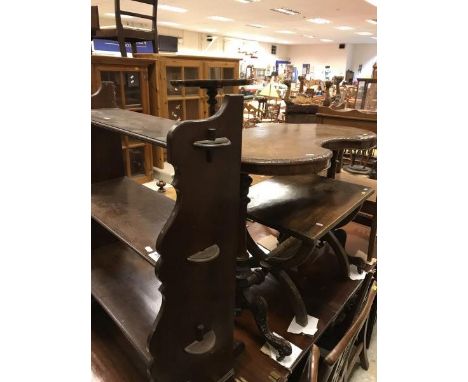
[
  {"left": 158, "top": 21, "right": 181, "bottom": 27},
  {"left": 276, "top": 30, "right": 296, "bottom": 34},
  {"left": 246, "top": 24, "right": 266, "bottom": 28},
  {"left": 307, "top": 18, "right": 331, "bottom": 24},
  {"left": 208, "top": 16, "right": 234, "bottom": 22},
  {"left": 366, "top": 18, "right": 377, "bottom": 24},
  {"left": 270, "top": 8, "right": 300, "bottom": 16},
  {"left": 356, "top": 31, "right": 373, "bottom": 36},
  {"left": 237, "top": 0, "right": 261, "bottom": 3},
  {"left": 320, "top": 38, "right": 333, "bottom": 42},
  {"left": 303, "top": 35, "right": 315, "bottom": 39},
  {"left": 105, "top": 12, "right": 134, "bottom": 19},
  {"left": 335, "top": 26, "right": 354, "bottom": 30},
  {"left": 365, "top": 0, "right": 377, "bottom": 6},
  {"left": 158, "top": 4, "right": 188, "bottom": 13},
  {"left": 371, "top": 36, "right": 377, "bottom": 40}
]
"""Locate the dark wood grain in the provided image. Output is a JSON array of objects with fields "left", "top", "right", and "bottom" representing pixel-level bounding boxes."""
[
  {"left": 91, "top": 95, "right": 245, "bottom": 381},
  {"left": 247, "top": 175, "right": 374, "bottom": 242},
  {"left": 92, "top": 302, "right": 147, "bottom": 382},
  {"left": 233, "top": 246, "right": 366, "bottom": 381},
  {"left": 91, "top": 108, "right": 177, "bottom": 147},
  {"left": 241, "top": 123, "right": 377, "bottom": 175},
  {"left": 92, "top": 241, "right": 161, "bottom": 366},
  {"left": 91, "top": 177, "right": 174, "bottom": 265},
  {"left": 147, "top": 95, "right": 244, "bottom": 381}
]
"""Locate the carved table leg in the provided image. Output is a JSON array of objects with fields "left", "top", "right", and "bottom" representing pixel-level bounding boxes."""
[
  {"left": 237, "top": 268, "right": 292, "bottom": 361},
  {"left": 206, "top": 87, "right": 219, "bottom": 117},
  {"left": 323, "top": 230, "right": 350, "bottom": 278},
  {"left": 236, "top": 173, "right": 293, "bottom": 359},
  {"left": 270, "top": 269, "right": 308, "bottom": 327}
]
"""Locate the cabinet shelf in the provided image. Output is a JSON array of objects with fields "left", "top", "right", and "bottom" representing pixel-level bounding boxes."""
[
  {"left": 166, "top": 95, "right": 202, "bottom": 101},
  {"left": 91, "top": 177, "right": 175, "bottom": 264},
  {"left": 92, "top": 240, "right": 162, "bottom": 366}
]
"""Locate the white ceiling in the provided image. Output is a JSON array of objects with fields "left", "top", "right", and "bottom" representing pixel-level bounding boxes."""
[{"left": 92, "top": 0, "right": 377, "bottom": 45}]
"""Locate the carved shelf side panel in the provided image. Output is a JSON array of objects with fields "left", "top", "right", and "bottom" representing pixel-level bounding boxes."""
[{"left": 148, "top": 95, "right": 244, "bottom": 382}]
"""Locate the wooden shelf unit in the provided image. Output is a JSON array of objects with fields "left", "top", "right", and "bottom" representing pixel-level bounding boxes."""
[{"left": 91, "top": 86, "right": 245, "bottom": 381}]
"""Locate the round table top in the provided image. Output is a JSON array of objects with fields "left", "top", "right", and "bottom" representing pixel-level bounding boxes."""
[{"left": 241, "top": 123, "right": 377, "bottom": 175}]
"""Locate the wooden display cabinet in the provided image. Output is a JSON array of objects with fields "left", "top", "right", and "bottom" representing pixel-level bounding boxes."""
[
  {"left": 136, "top": 54, "right": 241, "bottom": 168},
  {"left": 205, "top": 61, "right": 238, "bottom": 114},
  {"left": 91, "top": 56, "right": 155, "bottom": 183}
]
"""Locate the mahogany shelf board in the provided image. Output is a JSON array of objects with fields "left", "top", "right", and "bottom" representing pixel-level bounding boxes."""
[
  {"left": 241, "top": 123, "right": 377, "bottom": 175},
  {"left": 91, "top": 108, "right": 177, "bottom": 147},
  {"left": 233, "top": 250, "right": 364, "bottom": 381},
  {"left": 92, "top": 241, "right": 162, "bottom": 367},
  {"left": 92, "top": 302, "right": 147, "bottom": 382},
  {"left": 247, "top": 175, "right": 374, "bottom": 242},
  {"left": 92, "top": 177, "right": 175, "bottom": 265}
]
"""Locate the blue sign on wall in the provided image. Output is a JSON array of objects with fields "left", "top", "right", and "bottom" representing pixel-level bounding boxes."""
[{"left": 92, "top": 39, "right": 154, "bottom": 53}]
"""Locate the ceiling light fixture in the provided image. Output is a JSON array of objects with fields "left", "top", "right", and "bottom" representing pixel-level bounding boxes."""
[
  {"left": 276, "top": 30, "right": 296, "bottom": 34},
  {"left": 208, "top": 16, "right": 234, "bottom": 22},
  {"left": 270, "top": 8, "right": 301, "bottom": 16},
  {"left": 371, "top": 36, "right": 377, "bottom": 40},
  {"left": 335, "top": 26, "right": 354, "bottom": 30},
  {"left": 307, "top": 18, "right": 331, "bottom": 24},
  {"left": 356, "top": 31, "right": 373, "bottom": 36},
  {"left": 237, "top": 0, "right": 261, "bottom": 3},
  {"left": 246, "top": 24, "right": 266, "bottom": 28},
  {"left": 158, "top": 4, "right": 188, "bottom": 13},
  {"left": 365, "top": 0, "right": 377, "bottom": 6},
  {"left": 366, "top": 18, "right": 377, "bottom": 24},
  {"left": 303, "top": 35, "right": 315, "bottom": 39},
  {"left": 320, "top": 38, "right": 333, "bottom": 42}
]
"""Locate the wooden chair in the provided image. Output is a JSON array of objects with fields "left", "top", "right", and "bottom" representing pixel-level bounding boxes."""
[
  {"left": 309, "top": 281, "right": 377, "bottom": 382},
  {"left": 93, "top": 0, "right": 159, "bottom": 57},
  {"left": 91, "top": 6, "right": 100, "bottom": 38}
]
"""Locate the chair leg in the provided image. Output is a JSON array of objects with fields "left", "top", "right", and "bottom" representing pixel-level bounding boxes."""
[
  {"left": 131, "top": 42, "right": 138, "bottom": 55},
  {"left": 117, "top": 36, "right": 127, "bottom": 57}
]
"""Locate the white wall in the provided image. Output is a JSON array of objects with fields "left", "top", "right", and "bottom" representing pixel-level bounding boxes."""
[
  {"left": 288, "top": 43, "right": 376, "bottom": 80},
  {"left": 288, "top": 44, "right": 351, "bottom": 80},
  {"left": 156, "top": 27, "right": 291, "bottom": 75},
  {"left": 349, "top": 44, "right": 377, "bottom": 78}
]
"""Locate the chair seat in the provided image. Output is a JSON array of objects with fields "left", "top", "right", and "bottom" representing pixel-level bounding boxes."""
[{"left": 247, "top": 175, "right": 374, "bottom": 242}]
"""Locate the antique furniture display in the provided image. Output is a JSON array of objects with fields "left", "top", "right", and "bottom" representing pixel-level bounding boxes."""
[
  {"left": 93, "top": 0, "right": 159, "bottom": 57},
  {"left": 91, "top": 85, "right": 378, "bottom": 380},
  {"left": 92, "top": 55, "right": 155, "bottom": 183},
  {"left": 234, "top": 123, "right": 377, "bottom": 367},
  {"left": 91, "top": 83, "right": 244, "bottom": 381}
]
